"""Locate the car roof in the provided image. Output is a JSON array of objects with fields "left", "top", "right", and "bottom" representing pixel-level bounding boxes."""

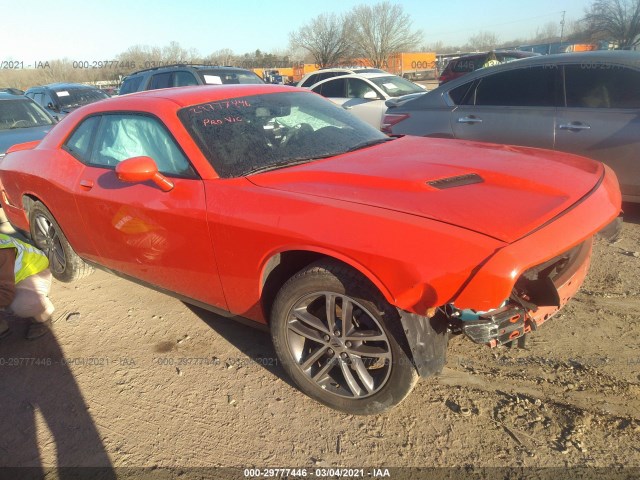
[
  {"left": 125, "top": 64, "right": 255, "bottom": 77},
  {"left": 0, "top": 92, "right": 28, "bottom": 100},
  {"left": 311, "top": 72, "right": 399, "bottom": 84},
  {"left": 27, "top": 83, "right": 100, "bottom": 91},
  {"left": 450, "top": 50, "right": 539, "bottom": 60},
  {"left": 85, "top": 84, "right": 298, "bottom": 109},
  {"left": 0, "top": 88, "right": 25, "bottom": 95}
]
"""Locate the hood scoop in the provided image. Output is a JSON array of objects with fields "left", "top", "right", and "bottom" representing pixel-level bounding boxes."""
[{"left": 427, "top": 173, "right": 484, "bottom": 189}]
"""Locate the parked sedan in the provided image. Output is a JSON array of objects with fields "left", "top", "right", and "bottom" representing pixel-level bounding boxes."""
[
  {"left": 0, "top": 91, "right": 56, "bottom": 158},
  {"left": 0, "top": 85, "right": 620, "bottom": 414},
  {"left": 311, "top": 72, "right": 426, "bottom": 128},
  {"left": 384, "top": 51, "right": 640, "bottom": 203}
]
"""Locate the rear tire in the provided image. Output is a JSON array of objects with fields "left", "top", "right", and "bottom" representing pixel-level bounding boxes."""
[
  {"left": 271, "top": 260, "right": 418, "bottom": 415},
  {"left": 29, "top": 202, "right": 93, "bottom": 282}
]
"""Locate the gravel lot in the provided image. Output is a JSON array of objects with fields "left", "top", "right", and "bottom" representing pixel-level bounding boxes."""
[{"left": 0, "top": 204, "right": 638, "bottom": 478}]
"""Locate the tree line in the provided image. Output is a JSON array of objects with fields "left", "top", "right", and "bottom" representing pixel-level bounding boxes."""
[{"left": 1, "top": 0, "right": 638, "bottom": 89}]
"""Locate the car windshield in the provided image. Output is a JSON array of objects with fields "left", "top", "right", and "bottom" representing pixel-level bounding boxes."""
[
  {"left": 0, "top": 99, "right": 54, "bottom": 130},
  {"left": 367, "top": 76, "right": 424, "bottom": 97},
  {"left": 178, "top": 91, "right": 389, "bottom": 178},
  {"left": 54, "top": 88, "right": 108, "bottom": 108},
  {"left": 198, "top": 70, "right": 264, "bottom": 85}
]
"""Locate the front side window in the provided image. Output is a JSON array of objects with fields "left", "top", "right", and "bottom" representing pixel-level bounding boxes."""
[
  {"left": 347, "top": 79, "right": 377, "bottom": 99},
  {"left": 149, "top": 73, "right": 172, "bottom": 90},
  {"left": 564, "top": 64, "right": 640, "bottom": 109},
  {"left": 472, "top": 66, "right": 557, "bottom": 107},
  {"left": 312, "top": 78, "right": 347, "bottom": 98},
  {"left": 448, "top": 81, "right": 475, "bottom": 105},
  {"left": 89, "top": 114, "right": 195, "bottom": 177},
  {"left": 0, "top": 99, "right": 54, "bottom": 131},
  {"left": 178, "top": 91, "right": 388, "bottom": 178},
  {"left": 173, "top": 71, "right": 199, "bottom": 87}
]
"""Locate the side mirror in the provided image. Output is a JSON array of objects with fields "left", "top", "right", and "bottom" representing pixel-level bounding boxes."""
[
  {"left": 47, "top": 102, "right": 59, "bottom": 112},
  {"left": 115, "top": 156, "right": 174, "bottom": 192},
  {"left": 363, "top": 91, "right": 379, "bottom": 100}
]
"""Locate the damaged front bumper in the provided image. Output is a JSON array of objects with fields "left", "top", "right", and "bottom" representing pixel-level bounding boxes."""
[{"left": 460, "top": 236, "right": 593, "bottom": 347}]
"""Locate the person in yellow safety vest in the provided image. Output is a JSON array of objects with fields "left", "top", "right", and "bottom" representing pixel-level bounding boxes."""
[{"left": 0, "top": 233, "right": 55, "bottom": 340}]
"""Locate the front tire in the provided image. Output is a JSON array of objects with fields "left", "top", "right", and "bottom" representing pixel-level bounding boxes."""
[
  {"left": 29, "top": 202, "right": 93, "bottom": 282},
  {"left": 271, "top": 260, "right": 418, "bottom": 415}
]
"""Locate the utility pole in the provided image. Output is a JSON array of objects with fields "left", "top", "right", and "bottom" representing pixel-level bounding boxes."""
[{"left": 559, "top": 10, "right": 566, "bottom": 44}]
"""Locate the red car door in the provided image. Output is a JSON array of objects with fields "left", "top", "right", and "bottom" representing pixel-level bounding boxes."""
[{"left": 71, "top": 113, "right": 227, "bottom": 309}]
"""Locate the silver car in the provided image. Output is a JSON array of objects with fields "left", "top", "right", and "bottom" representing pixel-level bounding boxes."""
[{"left": 383, "top": 51, "right": 640, "bottom": 203}]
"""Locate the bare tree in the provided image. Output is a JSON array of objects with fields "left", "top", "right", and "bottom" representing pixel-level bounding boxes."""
[
  {"left": 205, "top": 48, "right": 236, "bottom": 66},
  {"left": 584, "top": 0, "right": 640, "bottom": 48},
  {"left": 349, "top": 2, "right": 422, "bottom": 68},
  {"left": 465, "top": 31, "right": 500, "bottom": 51},
  {"left": 534, "top": 22, "right": 560, "bottom": 42},
  {"left": 289, "top": 13, "right": 352, "bottom": 68}
]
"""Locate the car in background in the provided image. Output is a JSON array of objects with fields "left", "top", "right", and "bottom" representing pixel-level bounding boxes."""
[
  {"left": 0, "top": 91, "right": 56, "bottom": 159},
  {"left": 297, "top": 67, "right": 387, "bottom": 88},
  {"left": 438, "top": 50, "right": 539, "bottom": 84},
  {"left": 383, "top": 51, "right": 640, "bottom": 203},
  {"left": 119, "top": 64, "right": 264, "bottom": 95},
  {"left": 25, "top": 83, "right": 109, "bottom": 120},
  {"left": 0, "top": 84, "right": 620, "bottom": 414},
  {"left": 310, "top": 72, "right": 426, "bottom": 128}
]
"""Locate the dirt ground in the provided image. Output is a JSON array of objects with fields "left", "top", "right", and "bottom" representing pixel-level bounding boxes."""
[{"left": 0, "top": 204, "right": 639, "bottom": 478}]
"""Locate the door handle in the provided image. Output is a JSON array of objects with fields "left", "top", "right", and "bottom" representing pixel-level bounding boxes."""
[
  {"left": 558, "top": 122, "right": 591, "bottom": 131},
  {"left": 79, "top": 179, "right": 94, "bottom": 190},
  {"left": 457, "top": 116, "right": 482, "bottom": 124}
]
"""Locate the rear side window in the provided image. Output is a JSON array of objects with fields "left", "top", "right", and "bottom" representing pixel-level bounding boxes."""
[
  {"left": 472, "top": 66, "right": 557, "bottom": 107},
  {"left": 300, "top": 74, "right": 320, "bottom": 87},
  {"left": 119, "top": 76, "right": 144, "bottom": 95},
  {"left": 564, "top": 64, "right": 640, "bottom": 109},
  {"left": 63, "top": 116, "right": 100, "bottom": 162},
  {"left": 452, "top": 56, "right": 483, "bottom": 73}
]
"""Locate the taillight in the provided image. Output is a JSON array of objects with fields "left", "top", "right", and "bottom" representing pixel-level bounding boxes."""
[{"left": 381, "top": 113, "right": 410, "bottom": 134}]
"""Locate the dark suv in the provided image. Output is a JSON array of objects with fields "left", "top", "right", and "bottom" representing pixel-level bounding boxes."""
[
  {"left": 119, "top": 64, "right": 264, "bottom": 95},
  {"left": 438, "top": 50, "right": 539, "bottom": 84},
  {"left": 25, "top": 83, "right": 109, "bottom": 119}
]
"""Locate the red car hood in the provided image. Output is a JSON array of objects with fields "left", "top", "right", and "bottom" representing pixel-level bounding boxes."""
[{"left": 248, "top": 136, "right": 603, "bottom": 243}]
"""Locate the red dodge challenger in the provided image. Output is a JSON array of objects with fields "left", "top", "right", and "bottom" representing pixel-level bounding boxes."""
[{"left": 0, "top": 85, "right": 621, "bottom": 414}]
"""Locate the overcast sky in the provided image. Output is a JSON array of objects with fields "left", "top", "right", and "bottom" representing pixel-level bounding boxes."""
[{"left": 2, "top": 0, "right": 591, "bottom": 62}]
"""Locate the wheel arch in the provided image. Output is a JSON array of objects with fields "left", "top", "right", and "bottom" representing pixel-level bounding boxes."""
[
  {"left": 22, "top": 193, "right": 40, "bottom": 217},
  {"left": 259, "top": 248, "right": 395, "bottom": 324}
]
